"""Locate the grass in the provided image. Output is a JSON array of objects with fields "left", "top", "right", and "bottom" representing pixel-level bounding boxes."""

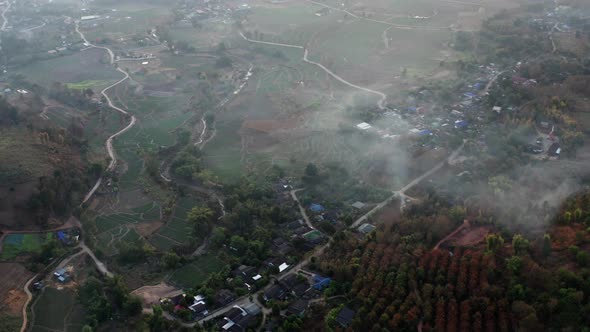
[
  {"left": 202, "top": 118, "right": 243, "bottom": 182},
  {"left": 15, "top": 48, "right": 119, "bottom": 88},
  {"left": 30, "top": 287, "right": 78, "bottom": 332},
  {"left": 1, "top": 233, "right": 54, "bottom": 260},
  {"left": 169, "top": 253, "right": 226, "bottom": 288},
  {"left": 66, "top": 80, "right": 112, "bottom": 89},
  {"left": 303, "top": 230, "right": 323, "bottom": 241}
]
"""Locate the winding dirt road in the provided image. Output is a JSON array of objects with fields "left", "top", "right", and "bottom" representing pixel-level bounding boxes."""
[
  {"left": 75, "top": 21, "right": 138, "bottom": 204},
  {"left": 20, "top": 274, "right": 37, "bottom": 332},
  {"left": 239, "top": 32, "right": 388, "bottom": 110},
  {"left": 1, "top": 1, "right": 10, "bottom": 32}
]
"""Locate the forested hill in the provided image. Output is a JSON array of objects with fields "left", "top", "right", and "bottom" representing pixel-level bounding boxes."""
[{"left": 314, "top": 192, "right": 590, "bottom": 331}]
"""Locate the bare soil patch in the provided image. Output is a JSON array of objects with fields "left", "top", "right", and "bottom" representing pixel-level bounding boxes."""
[
  {"left": 0, "top": 263, "right": 34, "bottom": 318},
  {"left": 3, "top": 289, "right": 26, "bottom": 316},
  {"left": 131, "top": 282, "right": 182, "bottom": 308},
  {"left": 451, "top": 226, "right": 491, "bottom": 247}
]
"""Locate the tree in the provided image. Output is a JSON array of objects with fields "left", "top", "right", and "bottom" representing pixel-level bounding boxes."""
[
  {"left": 486, "top": 234, "right": 504, "bottom": 252},
  {"left": 187, "top": 206, "right": 214, "bottom": 236},
  {"left": 216, "top": 42, "right": 226, "bottom": 54},
  {"left": 512, "top": 234, "right": 530, "bottom": 255},
  {"left": 123, "top": 296, "right": 143, "bottom": 317},
  {"left": 210, "top": 227, "right": 227, "bottom": 248},
  {"left": 542, "top": 233, "right": 551, "bottom": 257},
  {"left": 215, "top": 56, "right": 232, "bottom": 68},
  {"left": 163, "top": 251, "right": 181, "bottom": 269},
  {"left": 272, "top": 303, "right": 281, "bottom": 317},
  {"left": 506, "top": 256, "right": 523, "bottom": 275}
]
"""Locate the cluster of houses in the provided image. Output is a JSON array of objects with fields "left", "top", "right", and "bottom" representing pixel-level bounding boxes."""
[{"left": 217, "top": 303, "right": 261, "bottom": 331}]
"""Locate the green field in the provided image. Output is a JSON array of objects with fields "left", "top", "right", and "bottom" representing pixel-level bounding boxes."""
[
  {"left": 93, "top": 201, "right": 160, "bottom": 255},
  {"left": 66, "top": 80, "right": 112, "bottom": 89},
  {"left": 15, "top": 48, "right": 119, "bottom": 87},
  {"left": 169, "top": 253, "right": 226, "bottom": 288},
  {"left": 30, "top": 287, "right": 85, "bottom": 332},
  {"left": 0, "top": 233, "right": 54, "bottom": 260},
  {"left": 150, "top": 196, "right": 201, "bottom": 250}
]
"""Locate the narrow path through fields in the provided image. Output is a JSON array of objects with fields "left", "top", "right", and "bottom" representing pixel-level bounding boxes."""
[
  {"left": 239, "top": 32, "right": 388, "bottom": 110},
  {"left": 74, "top": 21, "right": 138, "bottom": 204}
]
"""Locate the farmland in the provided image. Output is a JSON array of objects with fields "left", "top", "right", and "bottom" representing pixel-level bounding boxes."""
[
  {"left": 0, "top": 233, "right": 54, "bottom": 260},
  {"left": 15, "top": 48, "right": 119, "bottom": 88},
  {"left": 150, "top": 195, "right": 201, "bottom": 251},
  {"left": 30, "top": 287, "right": 86, "bottom": 332},
  {"left": 169, "top": 253, "right": 226, "bottom": 289},
  {"left": 92, "top": 200, "right": 161, "bottom": 256}
]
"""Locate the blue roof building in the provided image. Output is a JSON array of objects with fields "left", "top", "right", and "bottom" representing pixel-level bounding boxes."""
[
  {"left": 419, "top": 129, "right": 432, "bottom": 136},
  {"left": 454, "top": 120, "right": 468, "bottom": 129},
  {"left": 309, "top": 204, "right": 325, "bottom": 213},
  {"left": 312, "top": 275, "right": 331, "bottom": 290}
]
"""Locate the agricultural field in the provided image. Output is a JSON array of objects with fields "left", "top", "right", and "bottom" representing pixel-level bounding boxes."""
[
  {"left": 0, "top": 233, "right": 54, "bottom": 260},
  {"left": 169, "top": 253, "right": 226, "bottom": 289},
  {"left": 149, "top": 195, "right": 201, "bottom": 251},
  {"left": 92, "top": 200, "right": 161, "bottom": 256},
  {"left": 30, "top": 287, "right": 86, "bottom": 332},
  {"left": 14, "top": 48, "right": 119, "bottom": 88}
]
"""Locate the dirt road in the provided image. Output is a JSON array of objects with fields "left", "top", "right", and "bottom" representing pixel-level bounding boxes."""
[
  {"left": 351, "top": 141, "right": 465, "bottom": 228},
  {"left": 239, "top": 32, "right": 388, "bottom": 110},
  {"left": 19, "top": 274, "right": 37, "bottom": 332},
  {"left": 290, "top": 189, "right": 314, "bottom": 229},
  {"left": 1, "top": 1, "right": 10, "bottom": 32},
  {"left": 75, "top": 21, "right": 138, "bottom": 204}
]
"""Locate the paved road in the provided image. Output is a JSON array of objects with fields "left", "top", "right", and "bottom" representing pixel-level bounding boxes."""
[
  {"left": 290, "top": 189, "right": 314, "bottom": 229},
  {"left": 75, "top": 21, "right": 138, "bottom": 204},
  {"left": 239, "top": 32, "right": 388, "bottom": 110},
  {"left": 20, "top": 274, "right": 37, "bottom": 332}
]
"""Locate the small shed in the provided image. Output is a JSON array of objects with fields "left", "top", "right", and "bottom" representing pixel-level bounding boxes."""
[
  {"left": 358, "top": 223, "right": 376, "bottom": 235},
  {"left": 351, "top": 202, "right": 366, "bottom": 210}
]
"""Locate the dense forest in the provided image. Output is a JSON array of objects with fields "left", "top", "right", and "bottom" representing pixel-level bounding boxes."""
[{"left": 315, "top": 192, "right": 590, "bottom": 331}]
